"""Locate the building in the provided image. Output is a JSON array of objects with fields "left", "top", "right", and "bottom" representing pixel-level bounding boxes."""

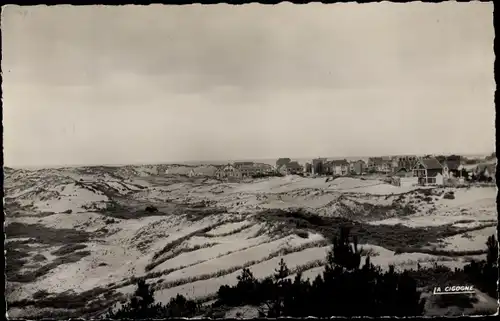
[
  {"left": 215, "top": 164, "right": 242, "bottom": 179},
  {"left": 233, "top": 162, "right": 274, "bottom": 178},
  {"left": 390, "top": 157, "right": 399, "bottom": 171},
  {"left": 350, "top": 160, "right": 366, "bottom": 175},
  {"left": 412, "top": 158, "right": 444, "bottom": 185},
  {"left": 285, "top": 161, "right": 303, "bottom": 175},
  {"left": 332, "top": 159, "right": 350, "bottom": 176},
  {"left": 312, "top": 158, "right": 327, "bottom": 175},
  {"left": 254, "top": 162, "right": 274, "bottom": 175},
  {"left": 441, "top": 157, "right": 462, "bottom": 178},
  {"left": 367, "top": 157, "right": 392, "bottom": 173},
  {"left": 323, "top": 161, "right": 334, "bottom": 175},
  {"left": 396, "top": 155, "right": 420, "bottom": 172},
  {"left": 367, "top": 157, "right": 380, "bottom": 172},
  {"left": 233, "top": 162, "right": 255, "bottom": 177},
  {"left": 239, "top": 162, "right": 255, "bottom": 176},
  {"left": 234, "top": 162, "right": 255, "bottom": 178},
  {"left": 392, "top": 166, "right": 418, "bottom": 187}
]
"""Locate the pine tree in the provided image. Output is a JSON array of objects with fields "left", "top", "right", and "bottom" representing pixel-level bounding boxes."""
[
  {"left": 236, "top": 268, "right": 257, "bottom": 305},
  {"left": 282, "top": 271, "right": 304, "bottom": 316},
  {"left": 486, "top": 235, "right": 498, "bottom": 267},
  {"left": 166, "top": 294, "right": 199, "bottom": 318},
  {"left": 133, "top": 279, "right": 155, "bottom": 311},
  {"left": 274, "top": 258, "right": 290, "bottom": 282},
  {"left": 293, "top": 271, "right": 303, "bottom": 286},
  {"left": 326, "top": 226, "right": 361, "bottom": 272},
  {"left": 267, "top": 258, "right": 291, "bottom": 317},
  {"left": 237, "top": 268, "right": 256, "bottom": 285}
]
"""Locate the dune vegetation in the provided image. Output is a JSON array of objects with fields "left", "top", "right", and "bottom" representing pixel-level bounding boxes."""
[{"left": 5, "top": 165, "right": 498, "bottom": 318}]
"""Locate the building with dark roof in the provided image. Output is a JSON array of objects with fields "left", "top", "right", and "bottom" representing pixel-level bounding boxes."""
[
  {"left": 215, "top": 164, "right": 242, "bottom": 180},
  {"left": 286, "top": 161, "right": 303, "bottom": 175},
  {"left": 412, "top": 158, "right": 444, "bottom": 185},
  {"left": 277, "top": 160, "right": 303, "bottom": 175},
  {"left": 233, "top": 162, "right": 274, "bottom": 177}
]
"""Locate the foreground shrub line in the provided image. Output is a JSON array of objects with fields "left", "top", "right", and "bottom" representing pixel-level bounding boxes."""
[
  {"left": 103, "top": 260, "right": 326, "bottom": 316},
  {"left": 212, "top": 230, "right": 497, "bottom": 318},
  {"left": 10, "top": 227, "right": 498, "bottom": 318}
]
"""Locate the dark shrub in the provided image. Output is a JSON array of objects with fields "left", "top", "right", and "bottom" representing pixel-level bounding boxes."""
[
  {"left": 443, "top": 192, "right": 455, "bottom": 199},
  {"left": 295, "top": 230, "right": 309, "bottom": 239},
  {"left": 105, "top": 218, "right": 116, "bottom": 224},
  {"left": 51, "top": 243, "right": 87, "bottom": 256},
  {"left": 32, "top": 254, "right": 47, "bottom": 262},
  {"left": 145, "top": 206, "right": 159, "bottom": 213},
  {"left": 33, "top": 290, "right": 50, "bottom": 300},
  {"left": 423, "top": 196, "right": 433, "bottom": 203}
]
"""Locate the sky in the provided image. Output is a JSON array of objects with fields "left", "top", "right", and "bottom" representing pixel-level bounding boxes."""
[{"left": 2, "top": 3, "right": 496, "bottom": 167}]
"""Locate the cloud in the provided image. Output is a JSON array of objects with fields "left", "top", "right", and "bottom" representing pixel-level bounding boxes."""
[
  {"left": 1, "top": 3, "right": 495, "bottom": 166},
  {"left": 4, "top": 3, "right": 494, "bottom": 91}
]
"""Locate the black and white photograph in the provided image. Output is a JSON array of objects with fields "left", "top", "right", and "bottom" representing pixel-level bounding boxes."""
[{"left": 3, "top": 2, "right": 497, "bottom": 318}]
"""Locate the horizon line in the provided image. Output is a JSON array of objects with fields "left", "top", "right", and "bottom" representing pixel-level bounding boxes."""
[{"left": 4, "top": 151, "right": 494, "bottom": 170}]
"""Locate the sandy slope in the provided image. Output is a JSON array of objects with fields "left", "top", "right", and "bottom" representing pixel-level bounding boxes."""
[{"left": 4, "top": 166, "right": 498, "bottom": 317}]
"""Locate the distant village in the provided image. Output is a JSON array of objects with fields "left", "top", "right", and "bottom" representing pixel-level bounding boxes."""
[{"left": 165, "top": 153, "right": 496, "bottom": 187}]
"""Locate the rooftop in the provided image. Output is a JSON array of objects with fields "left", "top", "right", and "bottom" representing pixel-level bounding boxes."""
[
  {"left": 443, "top": 159, "right": 461, "bottom": 170},
  {"left": 332, "top": 159, "right": 350, "bottom": 166},
  {"left": 287, "top": 161, "right": 303, "bottom": 169},
  {"left": 421, "top": 158, "right": 443, "bottom": 170}
]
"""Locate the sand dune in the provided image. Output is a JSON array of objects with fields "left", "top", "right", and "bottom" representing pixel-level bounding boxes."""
[{"left": 4, "top": 166, "right": 497, "bottom": 318}]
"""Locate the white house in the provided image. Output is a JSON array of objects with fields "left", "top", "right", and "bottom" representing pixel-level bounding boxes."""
[
  {"left": 332, "top": 160, "right": 350, "bottom": 176},
  {"left": 412, "top": 158, "right": 444, "bottom": 185}
]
